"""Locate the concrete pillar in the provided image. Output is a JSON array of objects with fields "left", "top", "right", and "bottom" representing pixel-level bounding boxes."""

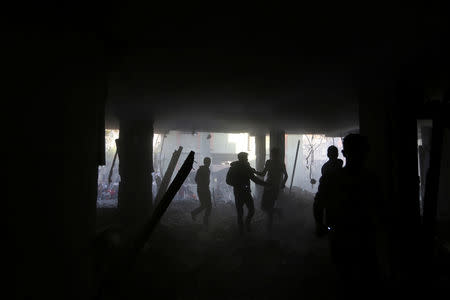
[
  {"left": 270, "top": 129, "right": 285, "bottom": 162},
  {"left": 419, "top": 125, "right": 432, "bottom": 204},
  {"left": 11, "top": 32, "right": 108, "bottom": 299},
  {"left": 255, "top": 133, "right": 266, "bottom": 200},
  {"left": 359, "top": 83, "right": 394, "bottom": 282},
  {"left": 437, "top": 128, "right": 450, "bottom": 230},
  {"left": 423, "top": 118, "right": 445, "bottom": 251},
  {"left": 359, "top": 77, "right": 423, "bottom": 282},
  {"left": 117, "top": 120, "right": 153, "bottom": 238},
  {"left": 286, "top": 134, "right": 304, "bottom": 190}
]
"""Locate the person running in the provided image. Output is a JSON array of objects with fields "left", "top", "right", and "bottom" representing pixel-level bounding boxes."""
[
  {"left": 226, "top": 152, "right": 270, "bottom": 235},
  {"left": 191, "top": 157, "right": 212, "bottom": 227}
]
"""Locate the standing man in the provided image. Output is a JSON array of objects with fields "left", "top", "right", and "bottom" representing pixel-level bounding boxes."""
[
  {"left": 191, "top": 157, "right": 212, "bottom": 227},
  {"left": 321, "top": 145, "right": 344, "bottom": 177},
  {"left": 254, "top": 147, "right": 288, "bottom": 232},
  {"left": 313, "top": 134, "right": 381, "bottom": 297},
  {"left": 226, "top": 152, "right": 270, "bottom": 235}
]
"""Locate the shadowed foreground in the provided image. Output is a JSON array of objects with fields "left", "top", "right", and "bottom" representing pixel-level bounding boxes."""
[{"left": 97, "top": 190, "right": 339, "bottom": 299}]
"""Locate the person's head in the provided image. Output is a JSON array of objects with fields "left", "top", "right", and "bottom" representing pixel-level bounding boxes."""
[
  {"left": 237, "top": 152, "right": 248, "bottom": 163},
  {"left": 327, "top": 145, "right": 339, "bottom": 159},
  {"left": 203, "top": 157, "right": 211, "bottom": 167},
  {"left": 270, "top": 147, "right": 281, "bottom": 160},
  {"left": 342, "top": 133, "right": 369, "bottom": 167}
]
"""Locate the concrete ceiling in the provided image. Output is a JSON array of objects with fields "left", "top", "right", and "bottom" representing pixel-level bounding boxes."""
[{"left": 104, "top": 3, "right": 448, "bottom": 135}]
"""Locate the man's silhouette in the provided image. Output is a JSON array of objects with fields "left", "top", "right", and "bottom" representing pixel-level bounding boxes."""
[
  {"left": 226, "top": 152, "right": 270, "bottom": 235},
  {"left": 321, "top": 145, "right": 344, "bottom": 176},
  {"left": 313, "top": 134, "right": 380, "bottom": 297},
  {"left": 191, "top": 157, "right": 212, "bottom": 227},
  {"left": 254, "top": 147, "right": 288, "bottom": 232}
]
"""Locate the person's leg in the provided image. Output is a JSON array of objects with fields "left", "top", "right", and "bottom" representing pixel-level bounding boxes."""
[
  {"left": 203, "top": 190, "right": 212, "bottom": 227},
  {"left": 191, "top": 189, "right": 206, "bottom": 220},
  {"left": 355, "top": 237, "right": 380, "bottom": 296},
  {"left": 272, "top": 189, "right": 282, "bottom": 219},
  {"left": 191, "top": 204, "right": 205, "bottom": 216},
  {"left": 244, "top": 193, "right": 255, "bottom": 232},
  {"left": 263, "top": 190, "right": 277, "bottom": 232},
  {"left": 234, "top": 190, "right": 244, "bottom": 235},
  {"left": 331, "top": 233, "right": 356, "bottom": 300},
  {"left": 261, "top": 190, "right": 271, "bottom": 231}
]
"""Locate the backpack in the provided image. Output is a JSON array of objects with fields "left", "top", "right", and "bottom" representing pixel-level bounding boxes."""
[{"left": 226, "top": 165, "right": 236, "bottom": 186}]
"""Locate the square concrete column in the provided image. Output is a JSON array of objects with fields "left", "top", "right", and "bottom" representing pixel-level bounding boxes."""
[
  {"left": 419, "top": 125, "right": 432, "bottom": 203},
  {"left": 255, "top": 133, "right": 267, "bottom": 201},
  {"left": 270, "top": 129, "right": 285, "bottom": 162},
  {"left": 359, "top": 79, "right": 422, "bottom": 282},
  {"left": 117, "top": 119, "right": 153, "bottom": 238}
]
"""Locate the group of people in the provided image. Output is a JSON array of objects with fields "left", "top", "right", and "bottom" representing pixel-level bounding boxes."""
[
  {"left": 189, "top": 140, "right": 359, "bottom": 237},
  {"left": 190, "top": 133, "right": 381, "bottom": 295},
  {"left": 314, "top": 133, "right": 381, "bottom": 296},
  {"left": 191, "top": 147, "right": 288, "bottom": 235}
]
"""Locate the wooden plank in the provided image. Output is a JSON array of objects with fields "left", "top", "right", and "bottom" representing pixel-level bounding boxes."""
[{"left": 154, "top": 146, "right": 183, "bottom": 205}]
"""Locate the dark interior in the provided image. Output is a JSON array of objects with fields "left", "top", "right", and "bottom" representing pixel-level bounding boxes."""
[{"left": 9, "top": 3, "right": 450, "bottom": 300}]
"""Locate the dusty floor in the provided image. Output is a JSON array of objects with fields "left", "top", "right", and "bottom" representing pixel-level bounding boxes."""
[
  {"left": 95, "top": 189, "right": 450, "bottom": 300},
  {"left": 96, "top": 190, "right": 342, "bottom": 299}
]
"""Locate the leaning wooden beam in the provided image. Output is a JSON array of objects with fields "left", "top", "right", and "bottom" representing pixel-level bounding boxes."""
[
  {"left": 107, "top": 144, "right": 118, "bottom": 185},
  {"left": 159, "top": 134, "right": 166, "bottom": 176},
  {"left": 94, "top": 151, "right": 195, "bottom": 299},
  {"left": 154, "top": 146, "right": 183, "bottom": 205},
  {"left": 133, "top": 150, "right": 195, "bottom": 253},
  {"left": 289, "top": 139, "right": 300, "bottom": 193}
]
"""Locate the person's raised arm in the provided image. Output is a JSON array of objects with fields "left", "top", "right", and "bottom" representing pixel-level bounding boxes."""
[
  {"left": 250, "top": 173, "right": 270, "bottom": 186},
  {"left": 253, "top": 160, "right": 269, "bottom": 177}
]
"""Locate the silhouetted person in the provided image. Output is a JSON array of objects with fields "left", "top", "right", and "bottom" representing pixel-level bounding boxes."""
[
  {"left": 321, "top": 145, "right": 343, "bottom": 176},
  {"left": 254, "top": 147, "right": 288, "bottom": 232},
  {"left": 226, "top": 152, "right": 270, "bottom": 235},
  {"left": 313, "top": 134, "right": 381, "bottom": 298},
  {"left": 191, "top": 157, "right": 212, "bottom": 227}
]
